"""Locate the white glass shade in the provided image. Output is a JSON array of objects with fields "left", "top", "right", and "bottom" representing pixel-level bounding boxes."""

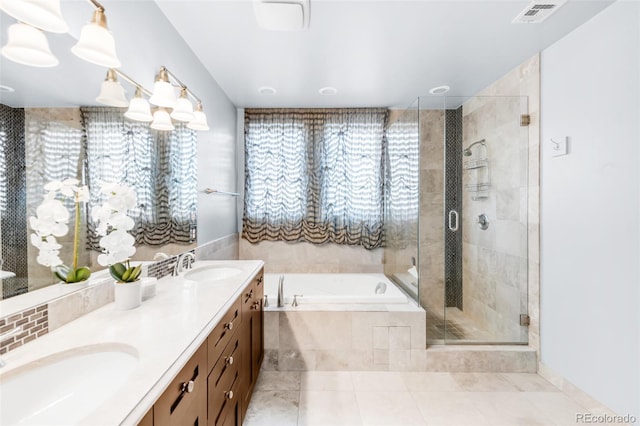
[
  {"left": 1, "top": 23, "right": 58, "bottom": 67},
  {"left": 150, "top": 109, "right": 175, "bottom": 131},
  {"left": 125, "top": 96, "right": 153, "bottom": 122},
  {"left": 149, "top": 80, "right": 176, "bottom": 108},
  {"left": 71, "top": 22, "right": 121, "bottom": 68},
  {"left": 0, "top": 0, "right": 68, "bottom": 33},
  {"left": 96, "top": 80, "right": 128, "bottom": 107},
  {"left": 170, "top": 95, "right": 194, "bottom": 122},
  {"left": 187, "top": 106, "right": 209, "bottom": 131}
]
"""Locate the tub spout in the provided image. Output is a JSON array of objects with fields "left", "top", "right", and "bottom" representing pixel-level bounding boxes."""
[{"left": 277, "top": 275, "right": 284, "bottom": 307}]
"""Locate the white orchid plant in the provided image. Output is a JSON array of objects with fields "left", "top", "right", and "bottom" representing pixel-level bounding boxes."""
[
  {"left": 29, "top": 178, "right": 91, "bottom": 283},
  {"left": 92, "top": 183, "right": 141, "bottom": 283}
]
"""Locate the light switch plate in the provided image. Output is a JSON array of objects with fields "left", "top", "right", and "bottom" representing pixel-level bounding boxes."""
[{"left": 550, "top": 136, "right": 568, "bottom": 157}]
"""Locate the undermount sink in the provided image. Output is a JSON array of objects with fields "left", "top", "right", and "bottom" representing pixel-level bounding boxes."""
[
  {"left": 0, "top": 344, "right": 138, "bottom": 425},
  {"left": 184, "top": 265, "right": 243, "bottom": 282}
]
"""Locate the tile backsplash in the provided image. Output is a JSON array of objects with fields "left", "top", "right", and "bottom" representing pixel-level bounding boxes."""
[{"left": 0, "top": 304, "right": 48, "bottom": 355}]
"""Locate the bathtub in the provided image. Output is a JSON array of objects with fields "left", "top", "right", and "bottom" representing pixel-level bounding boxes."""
[{"left": 264, "top": 273, "right": 408, "bottom": 305}]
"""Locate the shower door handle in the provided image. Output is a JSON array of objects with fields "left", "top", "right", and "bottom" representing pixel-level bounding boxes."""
[{"left": 448, "top": 210, "right": 459, "bottom": 232}]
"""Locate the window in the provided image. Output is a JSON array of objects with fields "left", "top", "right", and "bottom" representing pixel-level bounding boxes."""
[
  {"left": 82, "top": 107, "right": 197, "bottom": 248},
  {"left": 243, "top": 109, "right": 388, "bottom": 249}
]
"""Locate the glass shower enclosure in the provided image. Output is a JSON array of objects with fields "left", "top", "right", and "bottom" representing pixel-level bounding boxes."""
[{"left": 419, "top": 95, "right": 530, "bottom": 344}]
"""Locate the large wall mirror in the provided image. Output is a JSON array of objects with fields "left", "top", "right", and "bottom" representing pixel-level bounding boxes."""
[{"left": 0, "top": 104, "right": 198, "bottom": 300}]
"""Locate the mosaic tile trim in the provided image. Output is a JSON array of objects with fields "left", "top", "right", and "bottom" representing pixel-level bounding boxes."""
[
  {"left": 445, "top": 107, "right": 463, "bottom": 309},
  {"left": 146, "top": 250, "right": 195, "bottom": 280},
  {"left": 0, "top": 304, "right": 48, "bottom": 355}
]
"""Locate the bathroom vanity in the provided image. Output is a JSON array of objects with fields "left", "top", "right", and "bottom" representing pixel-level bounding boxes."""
[{"left": 0, "top": 260, "right": 264, "bottom": 426}]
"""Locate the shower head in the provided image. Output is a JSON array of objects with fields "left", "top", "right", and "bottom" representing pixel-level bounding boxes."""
[{"left": 462, "top": 139, "right": 486, "bottom": 157}]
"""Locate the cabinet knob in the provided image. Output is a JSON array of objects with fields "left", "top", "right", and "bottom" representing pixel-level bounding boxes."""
[
  {"left": 252, "top": 300, "right": 260, "bottom": 310},
  {"left": 181, "top": 380, "right": 195, "bottom": 394},
  {"left": 225, "top": 390, "right": 234, "bottom": 400},
  {"left": 225, "top": 321, "right": 234, "bottom": 330},
  {"left": 225, "top": 355, "right": 234, "bottom": 365}
]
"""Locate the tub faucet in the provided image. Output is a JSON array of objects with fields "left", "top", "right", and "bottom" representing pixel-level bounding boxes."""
[
  {"left": 174, "top": 252, "right": 196, "bottom": 276},
  {"left": 0, "top": 326, "right": 23, "bottom": 368},
  {"left": 292, "top": 294, "right": 303, "bottom": 307},
  {"left": 277, "top": 275, "right": 284, "bottom": 307}
]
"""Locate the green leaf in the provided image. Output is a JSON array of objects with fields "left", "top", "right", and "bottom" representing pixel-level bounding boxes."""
[
  {"left": 121, "top": 267, "right": 132, "bottom": 282},
  {"left": 75, "top": 267, "right": 91, "bottom": 281},
  {"left": 129, "top": 264, "right": 142, "bottom": 282},
  {"left": 54, "top": 270, "right": 67, "bottom": 282},
  {"left": 112, "top": 262, "right": 126, "bottom": 277},
  {"left": 109, "top": 265, "right": 123, "bottom": 281}
]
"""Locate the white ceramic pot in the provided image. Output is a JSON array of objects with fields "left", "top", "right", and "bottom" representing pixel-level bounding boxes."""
[{"left": 113, "top": 280, "right": 142, "bottom": 310}]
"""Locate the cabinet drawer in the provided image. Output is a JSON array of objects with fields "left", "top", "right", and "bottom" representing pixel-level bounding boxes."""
[
  {"left": 155, "top": 343, "right": 207, "bottom": 426},
  {"left": 208, "top": 297, "right": 241, "bottom": 373},
  {"left": 241, "top": 274, "right": 263, "bottom": 313},
  {"left": 210, "top": 334, "right": 241, "bottom": 393},
  {"left": 208, "top": 344, "right": 240, "bottom": 426}
]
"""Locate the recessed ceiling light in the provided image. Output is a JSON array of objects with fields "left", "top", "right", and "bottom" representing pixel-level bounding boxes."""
[
  {"left": 258, "top": 86, "right": 277, "bottom": 95},
  {"left": 429, "top": 85, "right": 450, "bottom": 95},
  {"left": 0, "top": 85, "right": 15, "bottom": 93},
  {"left": 319, "top": 87, "right": 338, "bottom": 95}
]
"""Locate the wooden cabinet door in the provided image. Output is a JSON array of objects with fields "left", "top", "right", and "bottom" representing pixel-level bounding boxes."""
[
  {"left": 154, "top": 343, "right": 207, "bottom": 426},
  {"left": 251, "top": 274, "right": 264, "bottom": 381}
]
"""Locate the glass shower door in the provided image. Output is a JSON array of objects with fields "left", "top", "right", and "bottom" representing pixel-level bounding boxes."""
[
  {"left": 443, "top": 95, "right": 529, "bottom": 344},
  {"left": 419, "top": 94, "right": 530, "bottom": 344}
]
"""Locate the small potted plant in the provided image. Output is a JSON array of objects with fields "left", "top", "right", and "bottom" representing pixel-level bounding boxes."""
[
  {"left": 92, "top": 183, "right": 142, "bottom": 310},
  {"left": 29, "top": 178, "right": 92, "bottom": 285}
]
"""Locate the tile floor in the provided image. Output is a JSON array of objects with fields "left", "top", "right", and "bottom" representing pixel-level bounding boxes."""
[{"left": 244, "top": 370, "right": 596, "bottom": 425}]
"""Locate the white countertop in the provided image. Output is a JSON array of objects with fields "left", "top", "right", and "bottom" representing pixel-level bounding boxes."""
[{"left": 0, "top": 260, "right": 264, "bottom": 426}]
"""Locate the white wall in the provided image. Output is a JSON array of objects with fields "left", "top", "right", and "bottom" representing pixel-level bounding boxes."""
[{"left": 540, "top": 1, "right": 640, "bottom": 417}]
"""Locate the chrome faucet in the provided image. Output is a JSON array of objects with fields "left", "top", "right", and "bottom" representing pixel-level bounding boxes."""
[
  {"left": 173, "top": 252, "right": 196, "bottom": 276},
  {"left": 277, "top": 275, "right": 284, "bottom": 307},
  {"left": 292, "top": 294, "right": 303, "bottom": 307},
  {"left": 0, "top": 326, "right": 23, "bottom": 368}
]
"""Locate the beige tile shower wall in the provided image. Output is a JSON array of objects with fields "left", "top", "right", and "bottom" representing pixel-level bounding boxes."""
[
  {"left": 25, "top": 108, "right": 91, "bottom": 292},
  {"left": 239, "top": 240, "right": 383, "bottom": 273},
  {"left": 418, "top": 110, "right": 445, "bottom": 315},
  {"left": 461, "top": 54, "right": 540, "bottom": 344}
]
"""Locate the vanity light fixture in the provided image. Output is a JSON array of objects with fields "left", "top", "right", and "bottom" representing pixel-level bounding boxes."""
[
  {"left": 170, "top": 88, "right": 195, "bottom": 122},
  {"left": 0, "top": 0, "right": 69, "bottom": 33},
  {"left": 150, "top": 108, "right": 175, "bottom": 131},
  {"left": 0, "top": 22, "right": 59, "bottom": 67},
  {"left": 149, "top": 67, "right": 177, "bottom": 108},
  {"left": 124, "top": 87, "right": 153, "bottom": 122},
  {"left": 93, "top": 66, "right": 209, "bottom": 131},
  {"left": 71, "top": 0, "right": 121, "bottom": 68},
  {"left": 187, "top": 102, "right": 209, "bottom": 131},
  {"left": 95, "top": 68, "right": 128, "bottom": 107}
]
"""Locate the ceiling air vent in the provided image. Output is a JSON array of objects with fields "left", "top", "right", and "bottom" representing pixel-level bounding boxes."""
[{"left": 512, "top": 0, "right": 567, "bottom": 23}]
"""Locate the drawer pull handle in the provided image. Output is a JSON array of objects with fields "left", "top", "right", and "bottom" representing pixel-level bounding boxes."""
[
  {"left": 252, "top": 301, "right": 260, "bottom": 310},
  {"left": 225, "top": 321, "right": 233, "bottom": 330},
  {"left": 257, "top": 276, "right": 263, "bottom": 284},
  {"left": 246, "top": 289, "right": 253, "bottom": 298},
  {"left": 225, "top": 355, "right": 234, "bottom": 365},
  {"left": 181, "top": 380, "right": 195, "bottom": 394},
  {"left": 225, "top": 390, "right": 234, "bottom": 400}
]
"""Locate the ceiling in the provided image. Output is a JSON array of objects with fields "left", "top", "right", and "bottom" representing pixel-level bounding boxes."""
[{"left": 0, "top": 0, "right": 614, "bottom": 109}]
